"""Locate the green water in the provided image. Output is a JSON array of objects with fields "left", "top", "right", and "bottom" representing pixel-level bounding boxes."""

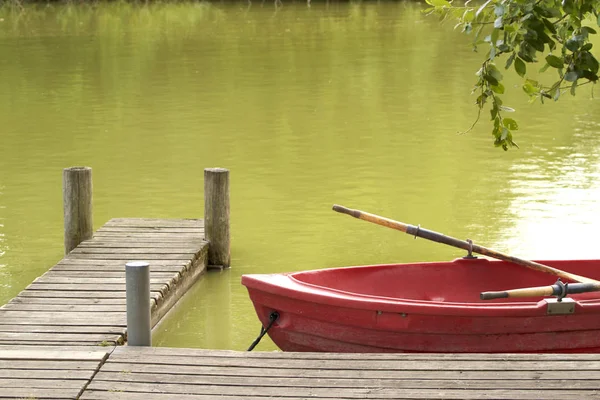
[{"left": 1, "top": 1, "right": 600, "bottom": 351}]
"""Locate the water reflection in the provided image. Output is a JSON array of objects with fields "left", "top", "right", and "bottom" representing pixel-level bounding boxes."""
[{"left": 498, "top": 115, "right": 600, "bottom": 259}]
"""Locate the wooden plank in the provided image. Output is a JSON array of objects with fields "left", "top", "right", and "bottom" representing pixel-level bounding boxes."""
[
  {"left": 0, "top": 368, "right": 93, "bottom": 379},
  {"left": 52, "top": 264, "right": 188, "bottom": 273},
  {"left": 79, "top": 241, "right": 205, "bottom": 248},
  {"left": 92, "top": 233, "right": 203, "bottom": 240},
  {"left": 64, "top": 253, "right": 196, "bottom": 260},
  {"left": 69, "top": 248, "right": 201, "bottom": 254},
  {"left": 16, "top": 290, "right": 160, "bottom": 298},
  {"left": 56, "top": 259, "right": 191, "bottom": 266},
  {"left": 98, "top": 362, "right": 600, "bottom": 380},
  {"left": 0, "top": 387, "right": 82, "bottom": 398},
  {"left": 32, "top": 276, "right": 177, "bottom": 285},
  {"left": 110, "top": 347, "right": 600, "bottom": 361},
  {"left": 105, "top": 352, "right": 600, "bottom": 371},
  {"left": 8, "top": 297, "right": 127, "bottom": 305},
  {"left": 43, "top": 271, "right": 177, "bottom": 279},
  {"left": 91, "top": 371, "right": 600, "bottom": 389},
  {"left": 25, "top": 283, "right": 167, "bottom": 291},
  {"left": 0, "top": 332, "right": 121, "bottom": 342},
  {"left": 105, "top": 218, "right": 203, "bottom": 227},
  {"left": 0, "top": 324, "right": 125, "bottom": 334},
  {"left": 96, "top": 227, "right": 203, "bottom": 233},
  {"left": 0, "top": 360, "right": 101, "bottom": 370},
  {"left": 0, "top": 377, "right": 87, "bottom": 388},
  {"left": 84, "top": 381, "right": 600, "bottom": 399},
  {"left": 0, "top": 348, "right": 108, "bottom": 361},
  {"left": 2, "top": 303, "right": 127, "bottom": 312},
  {"left": 81, "top": 392, "right": 316, "bottom": 400}
]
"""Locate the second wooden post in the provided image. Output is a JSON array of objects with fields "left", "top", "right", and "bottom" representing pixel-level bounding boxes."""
[
  {"left": 63, "top": 166, "right": 93, "bottom": 254},
  {"left": 204, "top": 168, "right": 230, "bottom": 268}
]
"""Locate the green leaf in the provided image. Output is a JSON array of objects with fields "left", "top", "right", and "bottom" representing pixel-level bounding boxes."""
[
  {"left": 545, "top": 55, "right": 564, "bottom": 68},
  {"left": 425, "top": 0, "right": 451, "bottom": 6},
  {"left": 492, "top": 83, "right": 505, "bottom": 94},
  {"left": 542, "top": 18, "right": 557, "bottom": 34},
  {"left": 566, "top": 37, "right": 582, "bottom": 52},
  {"left": 505, "top": 52, "right": 516, "bottom": 70},
  {"left": 553, "top": 87, "right": 560, "bottom": 101},
  {"left": 487, "top": 64, "right": 503, "bottom": 81},
  {"left": 484, "top": 74, "right": 499, "bottom": 86},
  {"left": 582, "top": 26, "right": 597, "bottom": 36},
  {"left": 570, "top": 81, "right": 577, "bottom": 96},
  {"left": 564, "top": 71, "right": 579, "bottom": 81},
  {"left": 503, "top": 118, "right": 518, "bottom": 130},
  {"left": 515, "top": 57, "right": 526, "bottom": 77},
  {"left": 582, "top": 43, "right": 593, "bottom": 51}
]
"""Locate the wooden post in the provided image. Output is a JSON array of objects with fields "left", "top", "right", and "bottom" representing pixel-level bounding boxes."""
[
  {"left": 204, "top": 168, "right": 230, "bottom": 268},
  {"left": 63, "top": 166, "right": 93, "bottom": 254}
]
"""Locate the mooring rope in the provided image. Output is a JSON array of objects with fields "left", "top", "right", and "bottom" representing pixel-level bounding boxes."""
[{"left": 247, "top": 311, "right": 279, "bottom": 351}]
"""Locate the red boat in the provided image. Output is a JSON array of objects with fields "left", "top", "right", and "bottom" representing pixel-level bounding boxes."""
[{"left": 241, "top": 257, "right": 600, "bottom": 353}]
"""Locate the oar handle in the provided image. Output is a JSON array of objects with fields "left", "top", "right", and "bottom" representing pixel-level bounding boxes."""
[
  {"left": 481, "top": 286, "right": 554, "bottom": 300},
  {"left": 332, "top": 204, "right": 410, "bottom": 233},
  {"left": 481, "top": 282, "right": 600, "bottom": 300}
]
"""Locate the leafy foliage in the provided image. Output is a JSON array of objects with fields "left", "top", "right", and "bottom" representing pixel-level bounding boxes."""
[{"left": 424, "top": 0, "right": 600, "bottom": 150}]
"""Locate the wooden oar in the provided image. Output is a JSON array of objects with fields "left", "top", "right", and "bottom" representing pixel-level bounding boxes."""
[
  {"left": 481, "top": 281, "right": 600, "bottom": 300},
  {"left": 332, "top": 204, "right": 599, "bottom": 284}
]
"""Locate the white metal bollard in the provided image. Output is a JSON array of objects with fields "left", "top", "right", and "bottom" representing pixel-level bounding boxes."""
[{"left": 126, "top": 261, "right": 151, "bottom": 346}]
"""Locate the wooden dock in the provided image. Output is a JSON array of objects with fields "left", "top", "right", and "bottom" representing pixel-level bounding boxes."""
[
  {"left": 80, "top": 347, "right": 600, "bottom": 399},
  {"left": 0, "top": 218, "right": 208, "bottom": 347}
]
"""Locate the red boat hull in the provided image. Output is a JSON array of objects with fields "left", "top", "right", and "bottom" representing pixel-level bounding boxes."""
[{"left": 241, "top": 258, "right": 600, "bottom": 353}]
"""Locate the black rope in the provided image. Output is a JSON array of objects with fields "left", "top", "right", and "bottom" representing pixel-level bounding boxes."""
[{"left": 247, "top": 311, "right": 279, "bottom": 351}]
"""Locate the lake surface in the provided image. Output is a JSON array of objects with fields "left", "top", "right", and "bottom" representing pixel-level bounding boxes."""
[{"left": 1, "top": 1, "right": 600, "bottom": 351}]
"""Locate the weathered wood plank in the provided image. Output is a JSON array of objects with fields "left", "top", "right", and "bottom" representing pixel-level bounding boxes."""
[
  {"left": 91, "top": 372, "right": 600, "bottom": 390},
  {"left": 32, "top": 276, "right": 177, "bottom": 285},
  {"left": 105, "top": 352, "right": 600, "bottom": 371},
  {"left": 64, "top": 253, "right": 196, "bottom": 260},
  {"left": 0, "top": 387, "right": 81, "bottom": 399},
  {"left": 42, "top": 271, "right": 177, "bottom": 279},
  {"left": 105, "top": 218, "right": 203, "bottom": 227},
  {"left": 81, "top": 392, "right": 334, "bottom": 400},
  {"left": 0, "top": 332, "right": 121, "bottom": 342},
  {"left": 98, "top": 362, "right": 600, "bottom": 380},
  {"left": 25, "top": 283, "right": 167, "bottom": 291},
  {"left": 56, "top": 259, "right": 191, "bottom": 266},
  {"left": 96, "top": 227, "right": 203, "bottom": 233},
  {"left": 79, "top": 241, "right": 205, "bottom": 248},
  {"left": 0, "top": 377, "right": 87, "bottom": 388},
  {"left": 8, "top": 297, "right": 127, "bottom": 305},
  {"left": 0, "top": 348, "right": 108, "bottom": 361},
  {"left": 16, "top": 290, "right": 160, "bottom": 299},
  {"left": 2, "top": 303, "right": 127, "bottom": 312},
  {"left": 0, "top": 368, "right": 93, "bottom": 379},
  {"left": 92, "top": 233, "right": 203, "bottom": 240},
  {"left": 84, "top": 381, "right": 600, "bottom": 399},
  {"left": 0, "top": 324, "right": 125, "bottom": 334},
  {"left": 109, "top": 347, "right": 600, "bottom": 361},
  {"left": 0, "top": 360, "right": 101, "bottom": 370},
  {"left": 69, "top": 248, "right": 201, "bottom": 254}
]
